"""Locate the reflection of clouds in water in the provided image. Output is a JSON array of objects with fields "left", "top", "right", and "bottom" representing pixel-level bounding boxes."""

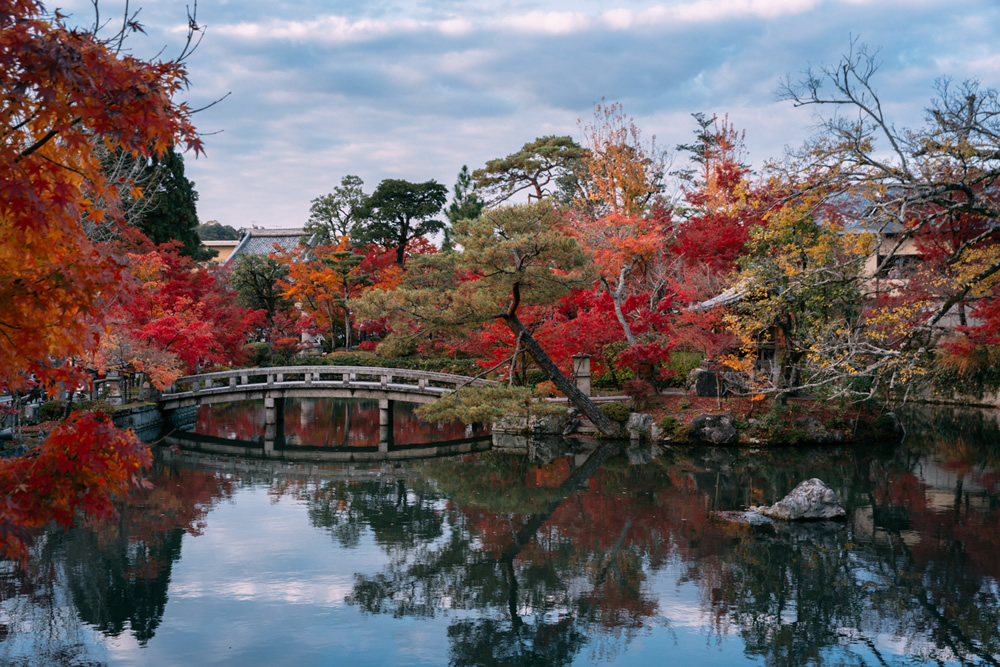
[
  {"left": 104, "top": 632, "right": 143, "bottom": 664},
  {"left": 9, "top": 422, "right": 1000, "bottom": 665},
  {"left": 836, "top": 629, "right": 961, "bottom": 663},
  {"left": 171, "top": 578, "right": 354, "bottom": 605}
]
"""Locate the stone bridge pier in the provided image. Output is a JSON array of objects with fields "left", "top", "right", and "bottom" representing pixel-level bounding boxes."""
[
  {"left": 259, "top": 393, "right": 396, "bottom": 454},
  {"left": 264, "top": 394, "right": 285, "bottom": 445},
  {"left": 379, "top": 399, "right": 394, "bottom": 452}
]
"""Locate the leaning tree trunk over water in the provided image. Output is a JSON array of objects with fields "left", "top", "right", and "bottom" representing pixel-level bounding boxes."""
[{"left": 501, "top": 312, "right": 621, "bottom": 437}]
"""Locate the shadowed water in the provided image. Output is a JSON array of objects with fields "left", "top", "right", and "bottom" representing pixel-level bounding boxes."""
[{"left": 1, "top": 403, "right": 998, "bottom": 665}]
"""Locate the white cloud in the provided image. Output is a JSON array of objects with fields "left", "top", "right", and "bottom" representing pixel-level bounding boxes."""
[
  {"left": 497, "top": 10, "right": 592, "bottom": 34},
  {"left": 438, "top": 18, "right": 476, "bottom": 36},
  {"left": 664, "top": 0, "right": 819, "bottom": 22},
  {"left": 208, "top": 2, "right": 826, "bottom": 46},
  {"left": 164, "top": 0, "right": 1000, "bottom": 227},
  {"left": 211, "top": 16, "right": 427, "bottom": 43}
]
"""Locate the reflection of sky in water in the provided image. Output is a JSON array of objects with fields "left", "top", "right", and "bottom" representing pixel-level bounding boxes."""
[
  {"left": 2, "top": 406, "right": 999, "bottom": 666},
  {"left": 2, "top": 480, "right": 969, "bottom": 666},
  {"left": 102, "top": 487, "right": 453, "bottom": 666}
]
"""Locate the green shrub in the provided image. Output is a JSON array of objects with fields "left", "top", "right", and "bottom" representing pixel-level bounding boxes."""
[
  {"left": 593, "top": 367, "right": 633, "bottom": 389},
  {"left": 657, "top": 415, "right": 680, "bottom": 432},
  {"left": 243, "top": 342, "right": 272, "bottom": 366},
  {"left": 38, "top": 399, "right": 114, "bottom": 421},
  {"left": 523, "top": 369, "right": 547, "bottom": 387},
  {"left": 39, "top": 401, "right": 66, "bottom": 421},
  {"left": 664, "top": 350, "right": 704, "bottom": 388},
  {"left": 824, "top": 414, "right": 848, "bottom": 430},
  {"left": 324, "top": 350, "right": 377, "bottom": 363},
  {"left": 74, "top": 400, "right": 114, "bottom": 415},
  {"left": 773, "top": 428, "right": 808, "bottom": 446},
  {"left": 599, "top": 401, "right": 631, "bottom": 424},
  {"left": 677, "top": 398, "right": 691, "bottom": 410},
  {"left": 672, "top": 424, "right": 694, "bottom": 443}
]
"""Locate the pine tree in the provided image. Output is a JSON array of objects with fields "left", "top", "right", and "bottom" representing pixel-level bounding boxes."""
[{"left": 137, "top": 147, "right": 208, "bottom": 260}]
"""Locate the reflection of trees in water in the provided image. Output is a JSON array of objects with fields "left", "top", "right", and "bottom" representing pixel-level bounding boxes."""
[
  {"left": 703, "top": 524, "right": 865, "bottom": 667},
  {"left": 325, "top": 436, "right": 1000, "bottom": 666},
  {"left": 195, "top": 398, "right": 481, "bottom": 447},
  {"left": 61, "top": 525, "right": 184, "bottom": 644},
  {"left": 8, "top": 423, "right": 994, "bottom": 664},
  {"left": 304, "top": 478, "right": 445, "bottom": 551},
  {"left": 700, "top": 515, "right": 1000, "bottom": 666},
  {"left": 343, "top": 445, "right": 660, "bottom": 666},
  {"left": 447, "top": 617, "right": 586, "bottom": 667},
  {"left": 0, "top": 463, "right": 235, "bottom": 657},
  {"left": 694, "top": 435, "right": 1000, "bottom": 667}
]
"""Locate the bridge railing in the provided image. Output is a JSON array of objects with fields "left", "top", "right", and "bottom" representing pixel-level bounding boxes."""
[{"left": 163, "top": 366, "right": 494, "bottom": 399}]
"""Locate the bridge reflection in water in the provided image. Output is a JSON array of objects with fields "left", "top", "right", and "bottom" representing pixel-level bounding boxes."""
[{"left": 171, "top": 396, "right": 492, "bottom": 462}]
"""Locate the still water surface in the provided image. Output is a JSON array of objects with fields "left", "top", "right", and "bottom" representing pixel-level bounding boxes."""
[{"left": 1, "top": 399, "right": 999, "bottom": 665}]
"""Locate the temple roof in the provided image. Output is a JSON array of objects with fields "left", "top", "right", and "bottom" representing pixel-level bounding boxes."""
[{"left": 225, "top": 228, "right": 314, "bottom": 264}]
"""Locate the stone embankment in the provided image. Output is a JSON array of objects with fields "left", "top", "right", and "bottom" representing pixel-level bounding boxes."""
[
  {"left": 109, "top": 403, "right": 197, "bottom": 440},
  {"left": 498, "top": 406, "right": 905, "bottom": 446}
]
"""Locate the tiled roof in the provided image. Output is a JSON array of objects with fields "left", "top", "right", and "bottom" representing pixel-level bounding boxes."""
[{"left": 226, "top": 228, "right": 314, "bottom": 264}]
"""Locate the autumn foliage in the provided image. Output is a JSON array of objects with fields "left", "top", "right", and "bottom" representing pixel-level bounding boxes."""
[
  {"left": 102, "top": 246, "right": 263, "bottom": 382},
  {"left": 1, "top": 0, "right": 201, "bottom": 389},
  {"left": 1, "top": 0, "right": 202, "bottom": 560},
  {"left": 277, "top": 240, "right": 404, "bottom": 350},
  {"left": 0, "top": 412, "right": 152, "bottom": 562}
]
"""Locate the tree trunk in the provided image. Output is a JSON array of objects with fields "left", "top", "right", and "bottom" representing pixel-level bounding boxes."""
[
  {"left": 602, "top": 270, "right": 637, "bottom": 346},
  {"left": 395, "top": 226, "right": 408, "bottom": 266},
  {"left": 343, "top": 295, "right": 352, "bottom": 351},
  {"left": 501, "top": 313, "right": 621, "bottom": 437}
]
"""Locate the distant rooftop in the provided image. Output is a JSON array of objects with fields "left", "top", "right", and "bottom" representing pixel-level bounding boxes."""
[{"left": 226, "top": 228, "right": 314, "bottom": 264}]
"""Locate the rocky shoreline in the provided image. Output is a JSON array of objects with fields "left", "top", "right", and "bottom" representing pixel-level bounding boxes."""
[{"left": 494, "top": 406, "right": 907, "bottom": 446}]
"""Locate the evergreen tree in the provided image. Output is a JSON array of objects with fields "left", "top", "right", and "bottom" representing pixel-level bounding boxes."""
[
  {"left": 197, "top": 221, "right": 241, "bottom": 241},
  {"left": 356, "top": 179, "right": 448, "bottom": 266},
  {"left": 229, "top": 254, "right": 290, "bottom": 323},
  {"left": 444, "top": 166, "right": 484, "bottom": 251},
  {"left": 305, "top": 175, "right": 368, "bottom": 245},
  {"left": 137, "top": 147, "right": 208, "bottom": 260}
]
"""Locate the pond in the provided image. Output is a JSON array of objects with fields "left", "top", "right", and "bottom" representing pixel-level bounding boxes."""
[{"left": 1, "top": 399, "right": 999, "bottom": 665}]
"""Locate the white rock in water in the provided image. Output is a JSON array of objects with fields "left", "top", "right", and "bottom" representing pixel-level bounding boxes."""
[{"left": 752, "top": 478, "right": 846, "bottom": 521}]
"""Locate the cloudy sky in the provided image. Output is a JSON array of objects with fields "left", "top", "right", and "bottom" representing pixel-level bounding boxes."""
[{"left": 65, "top": 0, "right": 1000, "bottom": 228}]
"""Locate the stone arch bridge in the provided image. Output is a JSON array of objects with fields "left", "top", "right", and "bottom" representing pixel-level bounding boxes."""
[{"left": 158, "top": 366, "right": 495, "bottom": 457}]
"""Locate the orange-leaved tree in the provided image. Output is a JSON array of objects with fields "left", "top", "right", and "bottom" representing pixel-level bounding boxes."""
[
  {"left": 278, "top": 241, "right": 401, "bottom": 351},
  {"left": 0, "top": 0, "right": 202, "bottom": 561},
  {"left": 575, "top": 99, "right": 666, "bottom": 219},
  {"left": 570, "top": 101, "right": 672, "bottom": 358}
]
